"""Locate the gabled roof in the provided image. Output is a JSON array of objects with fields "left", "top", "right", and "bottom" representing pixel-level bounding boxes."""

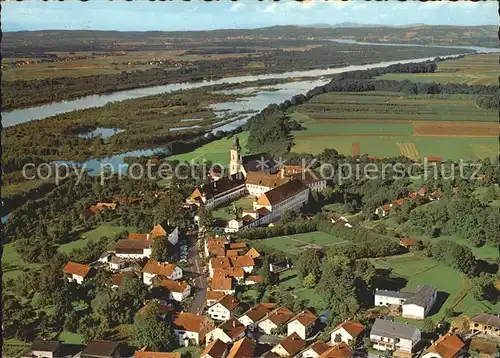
[
  {"left": 246, "top": 275, "right": 263, "bottom": 283},
  {"left": 143, "top": 260, "right": 178, "bottom": 277},
  {"left": 405, "top": 285, "right": 437, "bottom": 308},
  {"left": 201, "top": 339, "right": 229, "bottom": 358},
  {"left": 257, "top": 179, "right": 308, "bottom": 206},
  {"left": 319, "top": 342, "right": 353, "bottom": 358},
  {"left": 212, "top": 295, "right": 240, "bottom": 311},
  {"left": 210, "top": 277, "right": 233, "bottom": 292},
  {"left": 470, "top": 313, "right": 500, "bottom": 328},
  {"left": 111, "top": 271, "right": 137, "bottom": 286},
  {"left": 333, "top": 320, "right": 365, "bottom": 338},
  {"left": 134, "top": 351, "right": 181, "bottom": 358},
  {"left": 115, "top": 239, "right": 153, "bottom": 254},
  {"left": 210, "top": 257, "right": 231, "bottom": 270},
  {"left": 191, "top": 174, "right": 246, "bottom": 200},
  {"left": 229, "top": 242, "right": 248, "bottom": 250},
  {"left": 216, "top": 318, "right": 246, "bottom": 340},
  {"left": 375, "top": 289, "right": 414, "bottom": 300},
  {"left": 226, "top": 337, "right": 255, "bottom": 358},
  {"left": 155, "top": 279, "right": 189, "bottom": 293},
  {"left": 172, "top": 312, "right": 213, "bottom": 334},
  {"left": 370, "top": 319, "right": 420, "bottom": 341},
  {"left": 241, "top": 303, "right": 277, "bottom": 322},
  {"left": 264, "top": 307, "right": 294, "bottom": 326},
  {"left": 226, "top": 249, "right": 243, "bottom": 257},
  {"left": 63, "top": 261, "right": 92, "bottom": 278},
  {"left": 206, "top": 290, "right": 225, "bottom": 302},
  {"left": 400, "top": 238, "right": 417, "bottom": 247},
  {"left": 245, "top": 247, "right": 261, "bottom": 259},
  {"left": 128, "top": 233, "right": 150, "bottom": 240},
  {"left": 150, "top": 224, "right": 168, "bottom": 238},
  {"left": 230, "top": 256, "right": 255, "bottom": 268},
  {"left": 245, "top": 171, "right": 288, "bottom": 188},
  {"left": 277, "top": 332, "right": 306, "bottom": 356},
  {"left": 29, "top": 339, "right": 60, "bottom": 353},
  {"left": 305, "top": 341, "right": 330, "bottom": 355},
  {"left": 425, "top": 334, "right": 465, "bottom": 358},
  {"left": 81, "top": 340, "right": 121, "bottom": 357},
  {"left": 214, "top": 267, "right": 245, "bottom": 279},
  {"left": 289, "top": 310, "right": 317, "bottom": 327}
]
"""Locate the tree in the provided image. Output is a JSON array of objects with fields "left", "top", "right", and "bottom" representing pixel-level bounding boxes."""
[
  {"left": 471, "top": 273, "right": 498, "bottom": 302},
  {"left": 282, "top": 210, "right": 298, "bottom": 224},
  {"left": 302, "top": 272, "right": 317, "bottom": 288},
  {"left": 443, "top": 307, "right": 455, "bottom": 321},
  {"left": 198, "top": 207, "right": 216, "bottom": 232},
  {"left": 422, "top": 318, "right": 436, "bottom": 333},
  {"left": 298, "top": 249, "right": 322, "bottom": 281},
  {"left": 151, "top": 238, "right": 173, "bottom": 263},
  {"left": 133, "top": 302, "right": 174, "bottom": 351}
]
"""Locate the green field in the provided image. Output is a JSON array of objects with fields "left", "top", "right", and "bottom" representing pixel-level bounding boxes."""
[
  {"left": 371, "top": 253, "right": 500, "bottom": 322},
  {"left": 212, "top": 195, "right": 256, "bottom": 221},
  {"left": 255, "top": 231, "right": 349, "bottom": 254},
  {"left": 169, "top": 132, "right": 249, "bottom": 165},
  {"left": 57, "top": 331, "right": 84, "bottom": 345},
  {"left": 2, "top": 242, "right": 43, "bottom": 281},
  {"left": 378, "top": 54, "right": 498, "bottom": 86},
  {"left": 277, "top": 268, "right": 326, "bottom": 310}
]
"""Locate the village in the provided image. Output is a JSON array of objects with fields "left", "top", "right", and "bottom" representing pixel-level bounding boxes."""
[{"left": 23, "top": 140, "right": 500, "bottom": 358}]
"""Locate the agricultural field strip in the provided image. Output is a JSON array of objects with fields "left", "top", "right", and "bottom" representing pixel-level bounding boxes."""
[{"left": 282, "top": 235, "right": 350, "bottom": 252}]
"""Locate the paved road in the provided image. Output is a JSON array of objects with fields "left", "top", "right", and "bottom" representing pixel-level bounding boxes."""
[{"left": 187, "top": 237, "right": 207, "bottom": 314}]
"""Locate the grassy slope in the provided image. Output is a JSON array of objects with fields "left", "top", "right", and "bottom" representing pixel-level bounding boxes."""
[{"left": 255, "top": 231, "right": 349, "bottom": 254}]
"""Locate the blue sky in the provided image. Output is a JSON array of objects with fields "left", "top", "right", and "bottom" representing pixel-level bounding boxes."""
[{"left": 3, "top": 0, "right": 497, "bottom": 32}]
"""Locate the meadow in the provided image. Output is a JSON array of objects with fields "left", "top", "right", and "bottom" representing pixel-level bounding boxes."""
[
  {"left": 290, "top": 91, "right": 497, "bottom": 160},
  {"left": 254, "top": 231, "right": 349, "bottom": 254}
]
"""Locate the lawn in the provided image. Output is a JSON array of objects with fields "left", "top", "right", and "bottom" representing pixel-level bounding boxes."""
[
  {"left": 277, "top": 268, "right": 326, "bottom": 310},
  {"left": 255, "top": 231, "right": 349, "bottom": 254},
  {"left": 57, "top": 331, "right": 84, "bottom": 345},
  {"left": 169, "top": 132, "right": 249, "bottom": 165},
  {"left": 2, "top": 242, "right": 43, "bottom": 281},
  {"left": 212, "top": 195, "right": 256, "bottom": 221},
  {"left": 173, "top": 346, "right": 202, "bottom": 356}
]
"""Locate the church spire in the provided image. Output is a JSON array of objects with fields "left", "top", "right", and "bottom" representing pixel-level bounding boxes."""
[{"left": 232, "top": 135, "right": 241, "bottom": 151}]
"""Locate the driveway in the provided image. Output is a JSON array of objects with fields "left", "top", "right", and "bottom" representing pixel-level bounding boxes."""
[{"left": 187, "top": 237, "right": 207, "bottom": 313}]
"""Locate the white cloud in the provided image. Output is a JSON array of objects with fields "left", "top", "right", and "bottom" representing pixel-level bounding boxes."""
[
  {"left": 263, "top": 3, "right": 278, "bottom": 13},
  {"left": 230, "top": 3, "right": 246, "bottom": 13}
]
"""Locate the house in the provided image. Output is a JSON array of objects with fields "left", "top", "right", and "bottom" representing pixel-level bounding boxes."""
[
  {"left": 318, "top": 342, "right": 353, "bottom": 358},
  {"left": 205, "top": 238, "right": 228, "bottom": 257},
  {"left": 375, "top": 199, "right": 405, "bottom": 218},
  {"left": 207, "top": 295, "right": 240, "bottom": 321},
  {"left": 108, "top": 256, "right": 124, "bottom": 271},
  {"left": 206, "top": 318, "right": 247, "bottom": 345},
  {"left": 229, "top": 256, "right": 255, "bottom": 274},
  {"left": 244, "top": 275, "right": 263, "bottom": 285},
  {"left": 226, "top": 337, "right": 255, "bottom": 358},
  {"left": 206, "top": 290, "right": 226, "bottom": 306},
  {"left": 469, "top": 313, "right": 500, "bottom": 337},
  {"left": 258, "top": 306, "right": 294, "bottom": 335},
  {"left": 151, "top": 224, "right": 179, "bottom": 246},
  {"left": 28, "top": 339, "right": 61, "bottom": 358},
  {"left": 270, "top": 332, "right": 306, "bottom": 357},
  {"left": 137, "top": 301, "right": 173, "bottom": 318},
  {"left": 128, "top": 233, "right": 151, "bottom": 240},
  {"left": 172, "top": 312, "right": 214, "bottom": 346},
  {"left": 226, "top": 249, "right": 243, "bottom": 257},
  {"left": 111, "top": 271, "right": 138, "bottom": 288},
  {"left": 399, "top": 238, "right": 417, "bottom": 249},
  {"left": 155, "top": 279, "right": 191, "bottom": 302},
  {"left": 245, "top": 247, "right": 261, "bottom": 259},
  {"left": 238, "top": 303, "right": 277, "bottom": 331},
  {"left": 214, "top": 268, "right": 245, "bottom": 283},
  {"left": 209, "top": 257, "right": 232, "bottom": 278},
  {"left": 421, "top": 334, "right": 465, "bottom": 358},
  {"left": 301, "top": 340, "right": 331, "bottom": 358},
  {"left": 63, "top": 261, "right": 92, "bottom": 284},
  {"left": 114, "top": 239, "right": 153, "bottom": 259},
  {"left": 287, "top": 310, "right": 317, "bottom": 339},
  {"left": 370, "top": 319, "right": 421, "bottom": 355},
  {"left": 134, "top": 350, "right": 181, "bottom": 358},
  {"left": 142, "top": 259, "right": 183, "bottom": 286},
  {"left": 329, "top": 320, "right": 365, "bottom": 347},
  {"left": 81, "top": 340, "right": 122, "bottom": 358},
  {"left": 375, "top": 285, "right": 437, "bottom": 320},
  {"left": 269, "top": 259, "right": 291, "bottom": 273},
  {"left": 201, "top": 339, "right": 229, "bottom": 358},
  {"left": 209, "top": 276, "right": 235, "bottom": 295},
  {"left": 229, "top": 242, "right": 248, "bottom": 250}
]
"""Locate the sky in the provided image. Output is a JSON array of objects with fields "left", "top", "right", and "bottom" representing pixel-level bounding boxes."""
[{"left": 3, "top": 0, "right": 497, "bottom": 32}]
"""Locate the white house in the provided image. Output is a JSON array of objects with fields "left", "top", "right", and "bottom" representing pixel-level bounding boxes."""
[
  {"left": 63, "top": 261, "right": 92, "bottom": 285},
  {"left": 286, "top": 310, "right": 317, "bottom": 340},
  {"left": 114, "top": 239, "right": 153, "bottom": 259},
  {"left": 205, "top": 318, "right": 247, "bottom": 345},
  {"left": 238, "top": 303, "right": 277, "bottom": 331},
  {"left": 207, "top": 295, "right": 240, "bottom": 321},
  {"left": 370, "top": 319, "right": 421, "bottom": 355},
  {"left": 421, "top": 334, "right": 465, "bottom": 358},
  {"left": 28, "top": 339, "right": 61, "bottom": 358},
  {"left": 270, "top": 332, "right": 306, "bottom": 358},
  {"left": 108, "top": 256, "right": 124, "bottom": 271},
  {"left": 173, "top": 312, "right": 214, "bottom": 347},
  {"left": 329, "top": 320, "right": 365, "bottom": 346},
  {"left": 157, "top": 279, "right": 191, "bottom": 302},
  {"left": 375, "top": 285, "right": 437, "bottom": 320},
  {"left": 258, "top": 307, "right": 294, "bottom": 335},
  {"left": 142, "top": 259, "right": 183, "bottom": 286},
  {"left": 300, "top": 340, "right": 331, "bottom": 358}
]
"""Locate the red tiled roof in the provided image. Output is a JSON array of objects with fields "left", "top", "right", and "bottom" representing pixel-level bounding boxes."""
[
  {"left": 425, "top": 334, "right": 464, "bottom": 358},
  {"left": 241, "top": 303, "right": 277, "bottom": 322},
  {"left": 210, "top": 277, "right": 233, "bottom": 292},
  {"left": 319, "top": 342, "right": 353, "bottom": 358},
  {"left": 212, "top": 295, "right": 240, "bottom": 311},
  {"left": 216, "top": 318, "right": 246, "bottom": 340},
  {"left": 201, "top": 339, "right": 228, "bottom": 358},
  {"left": 226, "top": 337, "right": 255, "bottom": 358},
  {"left": 245, "top": 248, "right": 261, "bottom": 259},
  {"left": 257, "top": 180, "right": 308, "bottom": 206},
  {"left": 307, "top": 341, "right": 331, "bottom": 355},
  {"left": 265, "top": 307, "right": 294, "bottom": 326},
  {"left": 277, "top": 333, "right": 306, "bottom": 356},
  {"left": 143, "top": 259, "right": 178, "bottom": 277},
  {"left": 172, "top": 312, "right": 214, "bottom": 335},
  {"left": 400, "top": 238, "right": 417, "bottom": 247},
  {"left": 155, "top": 279, "right": 189, "bottom": 293},
  {"left": 210, "top": 257, "right": 232, "bottom": 270},
  {"left": 334, "top": 320, "right": 365, "bottom": 339},
  {"left": 229, "top": 256, "right": 255, "bottom": 268},
  {"left": 206, "top": 290, "right": 225, "bottom": 302},
  {"left": 246, "top": 275, "right": 263, "bottom": 283},
  {"left": 229, "top": 242, "right": 248, "bottom": 250},
  {"left": 214, "top": 267, "right": 245, "bottom": 279},
  {"left": 150, "top": 224, "right": 168, "bottom": 238},
  {"left": 63, "top": 261, "right": 92, "bottom": 278},
  {"left": 128, "top": 233, "right": 150, "bottom": 240},
  {"left": 111, "top": 271, "right": 137, "bottom": 286},
  {"left": 226, "top": 249, "right": 243, "bottom": 257},
  {"left": 290, "top": 310, "right": 317, "bottom": 327}
]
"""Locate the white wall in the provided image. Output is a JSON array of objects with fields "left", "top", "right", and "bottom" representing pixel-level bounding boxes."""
[
  {"left": 330, "top": 327, "right": 353, "bottom": 345},
  {"left": 374, "top": 293, "right": 407, "bottom": 307},
  {"left": 207, "top": 303, "right": 231, "bottom": 321},
  {"left": 287, "top": 320, "right": 307, "bottom": 340},
  {"left": 259, "top": 319, "right": 278, "bottom": 335},
  {"left": 402, "top": 304, "right": 425, "bottom": 320}
]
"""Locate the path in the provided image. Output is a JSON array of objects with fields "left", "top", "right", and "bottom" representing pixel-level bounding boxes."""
[{"left": 187, "top": 235, "right": 207, "bottom": 314}]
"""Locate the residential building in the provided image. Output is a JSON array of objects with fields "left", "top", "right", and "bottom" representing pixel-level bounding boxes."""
[
  {"left": 134, "top": 351, "right": 181, "bottom": 358},
  {"left": 110, "top": 271, "right": 138, "bottom": 289},
  {"left": 375, "top": 199, "right": 405, "bottom": 218},
  {"left": 114, "top": 239, "right": 153, "bottom": 259},
  {"left": 238, "top": 303, "right": 277, "bottom": 331},
  {"left": 214, "top": 268, "right": 245, "bottom": 283},
  {"left": 108, "top": 256, "right": 124, "bottom": 271},
  {"left": 318, "top": 342, "right": 353, "bottom": 358},
  {"left": 63, "top": 261, "right": 92, "bottom": 285},
  {"left": 421, "top": 334, "right": 465, "bottom": 358},
  {"left": 81, "top": 340, "right": 122, "bottom": 358},
  {"left": 301, "top": 340, "right": 331, "bottom": 358},
  {"left": 370, "top": 319, "right": 421, "bottom": 355},
  {"left": 229, "top": 256, "right": 255, "bottom": 274},
  {"left": 329, "top": 320, "right": 365, "bottom": 346},
  {"left": 128, "top": 233, "right": 151, "bottom": 240},
  {"left": 287, "top": 310, "right": 317, "bottom": 340},
  {"left": 28, "top": 339, "right": 61, "bottom": 358},
  {"left": 205, "top": 237, "right": 228, "bottom": 258},
  {"left": 375, "top": 285, "right": 437, "bottom": 320},
  {"left": 244, "top": 275, "right": 263, "bottom": 285},
  {"left": 330, "top": 213, "right": 353, "bottom": 228},
  {"left": 207, "top": 295, "right": 240, "bottom": 321},
  {"left": 206, "top": 290, "right": 226, "bottom": 306},
  {"left": 229, "top": 242, "right": 248, "bottom": 250},
  {"left": 201, "top": 339, "right": 229, "bottom": 358},
  {"left": 245, "top": 247, "right": 261, "bottom": 259},
  {"left": 469, "top": 313, "right": 500, "bottom": 337},
  {"left": 155, "top": 279, "right": 191, "bottom": 302},
  {"left": 271, "top": 332, "right": 306, "bottom": 357},
  {"left": 172, "top": 312, "right": 214, "bottom": 346},
  {"left": 150, "top": 224, "right": 179, "bottom": 246},
  {"left": 206, "top": 318, "right": 247, "bottom": 345},
  {"left": 258, "top": 307, "right": 294, "bottom": 335},
  {"left": 400, "top": 238, "right": 417, "bottom": 249},
  {"left": 209, "top": 257, "right": 232, "bottom": 278},
  {"left": 209, "top": 276, "right": 235, "bottom": 295},
  {"left": 226, "top": 337, "right": 255, "bottom": 358},
  {"left": 142, "top": 259, "right": 183, "bottom": 286}
]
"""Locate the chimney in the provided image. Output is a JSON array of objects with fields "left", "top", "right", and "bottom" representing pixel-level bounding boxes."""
[
  {"left": 280, "top": 168, "right": 285, "bottom": 179},
  {"left": 233, "top": 320, "right": 236, "bottom": 327}
]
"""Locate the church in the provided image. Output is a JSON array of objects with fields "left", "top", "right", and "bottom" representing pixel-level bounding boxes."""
[{"left": 186, "top": 136, "right": 327, "bottom": 232}]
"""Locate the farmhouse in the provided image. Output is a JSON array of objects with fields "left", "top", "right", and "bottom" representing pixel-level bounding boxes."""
[
  {"left": 375, "top": 199, "right": 405, "bottom": 218},
  {"left": 209, "top": 276, "right": 235, "bottom": 295},
  {"left": 81, "top": 340, "right": 122, "bottom": 358},
  {"left": 329, "top": 320, "right": 365, "bottom": 346},
  {"left": 150, "top": 224, "right": 179, "bottom": 246},
  {"left": 317, "top": 342, "right": 353, "bottom": 358},
  {"left": 142, "top": 259, "right": 183, "bottom": 286},
  {"left": 63, "top": 261, "right": 92, "bottom": 285},
  {"left": 270, "top": 332, "right": 306, "bottom": 357},
  {"left": 421, "top": 334, "right": 465, "bottom": 358},
  {"left": 207, "top": 295, "right": 240, "bottom": 321},
  {"left": 238, "top": 303, "right": 277, "bottom": 331},
  {"left": 301, "top": 340, "right": 331, "bottom": 358},
  {"left": 258, "top": 306, "right": 294, "bottom": 335},
  {"left": 287, "top": 310, "right": 317, "bottom": 340},
  {"left": 399, "top": 238, "right": 417, "bottom": 249},
  {"left": 155, "top": 279, "right": 191, "bottom": 302},
  {"left": 226, "top": 337, "right": 255, "bottom": 358},
  {"left": 229, "top": 256, "right": 255, "bottom": 273},
  {"left": 370, "top": 319, "right": 421, "bottom": 355},
  {"left": 469, "top": 313, "right": 500, "bottom": 337},
  {"left": 201, "top": 339, "right": 229, "bottom": 358},
  {"left": 205, "top": 318, "right": 247, "bottom": 345},
  {"left": 374, "top": 285, "right": 437, "bottom": 320},
  {"left": 28, "top": 339, "right": 61, "bottom": 358},
  {"left": 114, "top": 239, "right": 153, "bottom": 259},
  {"left": 172, "top": 312, "right": 214, "bottom": 346}
]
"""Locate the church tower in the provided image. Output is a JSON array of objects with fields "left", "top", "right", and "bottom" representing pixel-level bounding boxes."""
[{"left": 229, "top": 136, "right": 242, "bottom": 176}]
